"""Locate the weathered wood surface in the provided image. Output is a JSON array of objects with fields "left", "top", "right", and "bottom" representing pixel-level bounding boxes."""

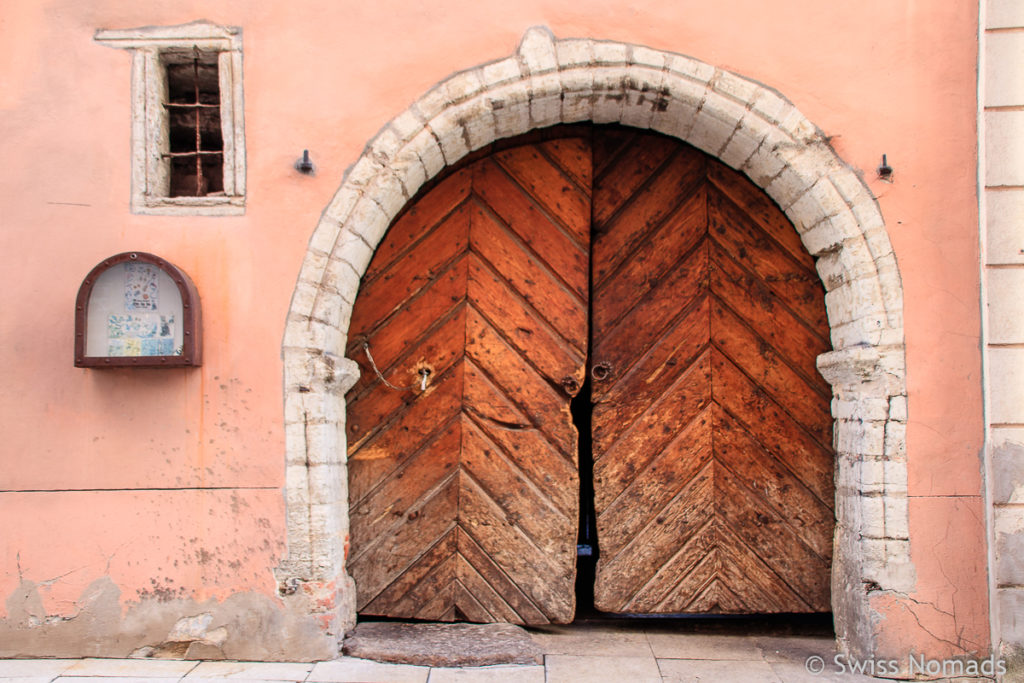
[
  {"left": 346, "top": 136, "right": 591, "bottom": 624},
  {"left": 590, "top": 129, "right": 834, "bottom": 614},
  {"left": 347, "top": 126, "right": 835, "bottom": 622}
]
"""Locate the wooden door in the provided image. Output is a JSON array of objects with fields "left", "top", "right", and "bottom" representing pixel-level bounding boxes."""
[
  {"left": 589, "top": 129, "right": 834, "bottom": 614},
  {"left": 345, "top": 126, "right": 834, "bottom": 624},
  {"left": 345, "top": 134, "right": 592, "bottom": 624}
]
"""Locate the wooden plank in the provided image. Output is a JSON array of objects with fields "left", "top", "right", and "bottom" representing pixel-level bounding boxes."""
[
  {"left": 708, "top": 162, "right": 816, "bottom": 272},
  {"left": 710, "top": 240, "right": 829, "bottom": 382},
  {"left": 461, "top": 416, "right": 574, "bottom": 558},
  {"left": 591, "top": 241, "right": 710, "bottom": 401},
  {"left": 347, "top": 255, "right": 468, "bottom": 398},
  {"left": 364, "top": 168, "right": 472, "bottom": 283},
  {"left": 346, "top": 305, "right": 467, "bottom": 455},
  {"left": 490, "top": 148, "right": 591, "bottom": 252},
  {"left": 592, "top": 350, "right": 712, "bottom": 506},
  {"left": 454, "top": 580, "right": 495, "bottom": 623},
  {"left": 459, "top": 473, "right": 575, "bottom": 623},
  {"left": 361, "top": 529, "right": 457, "bottom": 616},
  {"left": 621, "top": 520, "right": 717, "bottom": 613},
  {"left": 539, "top": 137, "right": 592, "bottom": 197},
  {"left": 349, "top": 203, "right": 470, "bottom": 336},
  {"left": 717, "top": 524, "right": 814, "bottom": 612},
  {"left": 457, "top": 529, "right": 547, "bottom": 624},
  {"left": 714, "top": 407, "right": 834, "bottom": 560},
  {"left": 466, "top": 308, "right": 578, "bottom": 459},
  {"left": 456, "top": 553, "right": 522, "bottom": 624},
  {"left": 348, "top": 363, "right": 462, "bottom": 503},
  {"left": 715, "top": 463, "right": 831, "bottom": 606},
  {"left": 350, "top": 476, "right": 458, "bottom": 610},
  {"left": 349, "top": 418, "right": 461, "bottom": 552},
  {"left": 708, "top": 184, "right": 828, "bottom": 332},
  {"left": 594, "top": 294, "right": 710, "bottom": 435},
  {"left": 711, "top": 298, "right": 832, "bottom": 445},
  {"left": 463, "top": 359, "right": 578, "bottom": 517},
  {"left": 712, "top": 350, "right": 833, "bottom": 505},
  {"left": 467, "top": 254, "right": 583, "bottom": 383},
  {"left": 592, "top": 134, "right": 679, "bottom": 227},
  {"left": 592, "top": 148, "right": 707, "bottom": 287},
  {"left": 594, "top": 463, "right": 713, "bottom": 612},
  {"left": 596, "top": 408, "right": 712, "bottom": 560},
  {"left": 470, "top": 202, "right": 587, "bottom": 352},
  {"left": 592, "top": 188, "right": 708, "bottom": 336}
]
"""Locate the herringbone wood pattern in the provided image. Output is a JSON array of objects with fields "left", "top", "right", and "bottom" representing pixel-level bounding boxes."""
[
  {"left": 345, "top": 136, "right": 591, "bottom": 624},
  {"left": 590, "top": 129, "right": 834, "bottom": 614}
]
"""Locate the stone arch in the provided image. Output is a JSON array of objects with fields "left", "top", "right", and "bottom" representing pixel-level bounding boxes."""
[{"left": 278, "top": 27, "right": 910, "bottom": 658}]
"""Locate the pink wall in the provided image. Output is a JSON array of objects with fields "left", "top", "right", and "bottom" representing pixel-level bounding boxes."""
[{"left": 0, "top": 0, "right": 986, "bottom": 659}]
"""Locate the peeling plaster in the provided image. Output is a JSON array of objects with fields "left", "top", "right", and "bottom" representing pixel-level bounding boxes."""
[{"left": 0, "top": 577, "right": 337, "bottom": 661}]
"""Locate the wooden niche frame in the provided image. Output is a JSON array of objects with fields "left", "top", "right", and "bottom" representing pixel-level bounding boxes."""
[{"left": 75, "top": 252, "right": 202, "bottom": 368}]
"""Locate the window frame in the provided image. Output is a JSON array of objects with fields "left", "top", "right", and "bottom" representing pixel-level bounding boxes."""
[{"left": 95, "top": 21, "right": 246, "bottom": 216}]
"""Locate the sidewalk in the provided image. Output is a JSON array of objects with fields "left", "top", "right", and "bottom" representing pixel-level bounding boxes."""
[{"left": 0, "top": 621, "right": 891, "bottom": 682}]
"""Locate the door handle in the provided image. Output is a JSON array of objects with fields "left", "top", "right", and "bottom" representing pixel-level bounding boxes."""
[{"left": 591, "top": 362, "right": 613, "bottom": 381}]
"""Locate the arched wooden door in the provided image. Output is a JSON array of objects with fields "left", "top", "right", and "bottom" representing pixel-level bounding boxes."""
[{"left": 345, "top": 126, "right": 834, "bottom": 624}]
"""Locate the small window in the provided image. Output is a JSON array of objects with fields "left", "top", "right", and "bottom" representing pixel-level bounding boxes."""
[{"left": 95, "top": 22, "right": 245, "bottom": 216}]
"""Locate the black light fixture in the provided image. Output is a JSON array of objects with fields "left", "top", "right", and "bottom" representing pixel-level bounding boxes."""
[
  {"left": 295, "top": 149, "right": 315, "bottom": 175},
  {"left": 878, "top": 154, "right": 893, "bottom": 181}
]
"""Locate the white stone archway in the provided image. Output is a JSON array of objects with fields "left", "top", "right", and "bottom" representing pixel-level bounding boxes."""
[{"left": 277, "top": 27, "right": 911, "bottom": 659}]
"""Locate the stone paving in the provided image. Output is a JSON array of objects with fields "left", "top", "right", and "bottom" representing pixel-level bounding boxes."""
[{"left": 0, "top": 621, "right": 897, "bottom": 682}]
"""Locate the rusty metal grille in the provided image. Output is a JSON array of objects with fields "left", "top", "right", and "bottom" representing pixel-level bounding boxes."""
[{"left": 163, "top": 47, "right": 224, "bottom": 197}]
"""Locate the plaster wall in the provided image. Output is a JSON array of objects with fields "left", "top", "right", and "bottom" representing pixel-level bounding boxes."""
[
  {"left": 0, "top": 0, "right": 988, "bottom": 665},
  {"left": 982, "top": 0, "right": 1024, "bottom": 673}
]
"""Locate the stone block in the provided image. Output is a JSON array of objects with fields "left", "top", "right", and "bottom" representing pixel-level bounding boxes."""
[
  {"left": 391, "top": 149, "right": 429, "bottom": 202},
  {"left": 989, "top": 348, "right": 1024, "bottom": 423},
  {"left": 742, "top": 141, "right": 787, "bottom": 188},
  {"left": 445, "top": 98, "right": 495, "bottom": 152},
  {"left": 986, "top": 32, "right": 1024, "bottom": 107},
  {"left": 559, "top": 74, "right": 594, "bottom": 123},
  {"left": 992, "top": 438, "right": 1024, "bottom": 504},
  {"left": 409, "top": 128, "right": 445, "bottom": 178},
  {"left": 988, "top": 268, "right": 1024, "bottom": 343},
  {"left": 390, "top": 109, "right": 425, "bottom": 145},
  {"left": 331, "top": 229, "right": 374, "bottom": 280},
  {"left": 749, "top": 88, "right": 789, "bottom": 124},
  {"left": 630, "top": 45, "right": 666, "bottom": 70},
  {"left": 365, "top": 173, "right": 407, "bottom": 222},
  {"left": 996, "top": 506, "right": 1024, "bottom": 585},
  {"left": 712, "top": 69, "right": 759, "bottom": 105},
  {"left": 592, "top": 40, "right": 629, "bottom": 65},
  {"left": 766, "top": 165, "right": 812, "bottom": 213},
  {"left": 998, "top": 588, "right": 1024, "bottom": 650},
  {"left": 413, "top": 84, "right": 450, "bottom": 122},
  {"left": 556, "top": 39, "right": 594, "bottom": 68},
  {"left": 986, "top": 189, "right": 1024, "bottom": 265},
  {"left": 884, "top": 461, "right": 908, "bottom": 495},
  {"left": 518, "top": 26, "right": 557, "bottom": 74},
  {"left": 649, "top": 83, "right": 704, "bottom": 140},
  {"left": 986, "top": 110, "right": 1024, "bottom": 186},
  {"left": 718, "top": 114, "right": 766, "bottom": 170},
  {"left": 883, "top": 495, "right": 909, "bottom": 539},
  {"left": 688, "top": 103, "right": 737, "bottom": 155},
  {"left": 666, "top": 53, "right": 715, "bottom": 84},
  {"left": 989, "top": 0, "right": 1024, "bottom": 28},
  {"left": 324, "top": 187, "right": 361, "bottom": 226},
  {"left": 480, "top": 58, "right": 523, "bottom": 88},
  {"left": 429, "top": 111, "right": 470, "bottom": 166},
  {"left": 860, "top": 495, "right": 885, "bottom": 538},
  {"left": 443, "top": 70, "right": 484, "bottom": 104}
]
